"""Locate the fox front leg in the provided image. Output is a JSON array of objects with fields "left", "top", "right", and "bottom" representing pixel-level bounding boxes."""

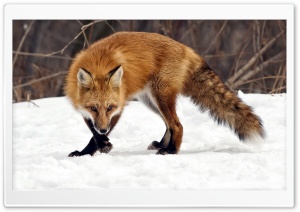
[
  {"left": 85, "top": 118, "right": 113, "bottom": 154},
  {"left": 68, "top": 133, "right": 113, "bottom": 157},
  {"left": 68, "top": 119, "right": 113, "bottom": 157},
  {"left": 68, "top": 138, "right": 113, "bottom": 157},
  {"left": 68, "top": 113, "right": 122, "bottom": 157}
]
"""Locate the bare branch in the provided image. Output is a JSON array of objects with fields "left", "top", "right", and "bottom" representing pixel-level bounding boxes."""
[
  {"left": 227, "top": 30, "right": 285, "bottom": 85},
  {"left": 105, "top": 21, "right": 116, "bottom": 33},
  {"left": 13, "top": 21, "right": 35, "bottom": 67},
  {"left": 28, "top": 101, "right": 39, "bottom": 107},
  {"left": 26, "top": 92, "right": 39, "bottom": 107},
  {"left": 77, "top": 20, "right": 90, "bottom": 49},
  {"left": 116, "top": 20, "right": 127, "bottom": 31},
  {"left": 46, "top": 31, "right": 83, "bottom": 56},
  {"left": 269, "top": 86, "right": 286, "bottom": 94},
  {"left": 229, "top": 51, "right": 285, "bottom": 89},
  {"left": 233, "top": 38, "right": 251, "bottom": 73},
  {"left": 45, "top": 20, "right": 105, "bottom": 56},
  {"left": 12, "top": 51, "right": 72, "bottom": 60},
  {"left": 205, "top": 20, "right": 228, "bottom": 54},
  {"left": 13, "top": 71, "right": 67, "bottom": 89},
  {"left": 232, "top": 76, "right": 286, "bottom": 87},
  {"left": 271, "top": 62, "right": 285, "bottom": 94}
]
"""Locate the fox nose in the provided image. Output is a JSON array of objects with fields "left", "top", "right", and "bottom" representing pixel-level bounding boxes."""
[{"left": 100, "top": 129, "right": 107, "bottom": 134}]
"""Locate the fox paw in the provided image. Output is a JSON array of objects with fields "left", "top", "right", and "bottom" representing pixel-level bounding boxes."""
[
  {"left": 68, "top": 150, "right": 82, "bottom": 157},
  {"left": 147, "top": 141, "right": 162, "bottom": 150},
  {"left": 98, "top": 141, "right": 113, "bottom": 154},
  {"left": 156, "top": 148, "right": 177, "bottom": 155}
]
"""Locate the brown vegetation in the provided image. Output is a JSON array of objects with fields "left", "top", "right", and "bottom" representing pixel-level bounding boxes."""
[{"left": 13, "top": 20, "right": 286, "bottom": 102}]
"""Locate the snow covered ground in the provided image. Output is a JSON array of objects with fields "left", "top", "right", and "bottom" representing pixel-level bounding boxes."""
[{"left": 12, "top": 92, "right": 286, "bottom": 190}]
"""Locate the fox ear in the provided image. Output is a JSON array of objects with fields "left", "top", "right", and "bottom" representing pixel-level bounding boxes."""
[
  {"left": 106, "top": 65, "right": 123, "bottom": 88},
  {"left": 77, "top": 68, "right": 93, "bottom": 88}
]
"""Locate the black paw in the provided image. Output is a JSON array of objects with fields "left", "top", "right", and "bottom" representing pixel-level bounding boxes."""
[
  {"left": 98, "top": 141, "right": 113, "bottom": 153},
  {"left": 156, "top": 148, "right": 177, "bottom": 155},
  {"left": 147, "top": 141, "right": 162, "bottom": 150},
  {"left": 68, "top": 150, "right": 82, "bottom": 157}
]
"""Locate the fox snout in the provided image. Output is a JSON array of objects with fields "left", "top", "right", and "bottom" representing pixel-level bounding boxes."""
[
  {"left": 93, "top": 121, "right": 110, "bottom": 135},
  {"left": 99, "top": 129, "right": 108, "bottom": 134}
]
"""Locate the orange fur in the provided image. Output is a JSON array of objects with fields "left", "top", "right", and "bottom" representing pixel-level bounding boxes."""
[{"left": 65, "top": 32, "right": 265, "bottom": 155}]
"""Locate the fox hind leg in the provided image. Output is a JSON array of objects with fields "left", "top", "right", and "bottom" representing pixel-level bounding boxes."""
[
  {"left": 136, "top": 84, "right": 183, "bottom": 154},
  {"left": 154, "top": 109, "right": 183, "bottom": 155},
  {"left": 136, "top": 87, "right": 173, "bottom": 151},
  {"left": 147, "top": 128, "right": 171, "bottom": 150},
  {"left": 150, "top": 89, "right": 183, "bottom": 155}
]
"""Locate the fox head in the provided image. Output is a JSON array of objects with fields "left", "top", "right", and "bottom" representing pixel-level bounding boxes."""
[{"left": 75, "top": 65, "right": 124, "bottom": 135}]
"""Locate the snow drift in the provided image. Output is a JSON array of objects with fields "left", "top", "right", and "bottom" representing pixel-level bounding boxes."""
[{"left": 12, "top": 92, "right": 286, "bottom": 190}]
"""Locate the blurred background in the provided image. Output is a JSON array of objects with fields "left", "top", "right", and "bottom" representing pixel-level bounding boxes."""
[{"left": 13, "top": 20, "right": 286, "bottom": 102}]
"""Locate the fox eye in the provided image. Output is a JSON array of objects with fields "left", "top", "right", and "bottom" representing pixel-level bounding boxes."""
[
  {"left": 90, "top": 106, "right": 97, "bottom": 112},
  {"left": 107, "top": 105, "right": 113, "bottom": 112}
]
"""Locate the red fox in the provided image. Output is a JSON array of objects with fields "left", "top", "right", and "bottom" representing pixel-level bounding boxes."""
[{"left": 65, "top": 32, "right": 265, "bottom": 156}]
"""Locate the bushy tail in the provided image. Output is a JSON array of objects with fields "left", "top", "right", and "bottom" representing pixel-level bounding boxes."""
[{"left": 183, "top": 62, "right": 265, "bottom": 141}]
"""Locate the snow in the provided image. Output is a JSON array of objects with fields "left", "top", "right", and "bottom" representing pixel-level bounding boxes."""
[{"left": 12, "top": 92, "right": 286, "bottom": 190}]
